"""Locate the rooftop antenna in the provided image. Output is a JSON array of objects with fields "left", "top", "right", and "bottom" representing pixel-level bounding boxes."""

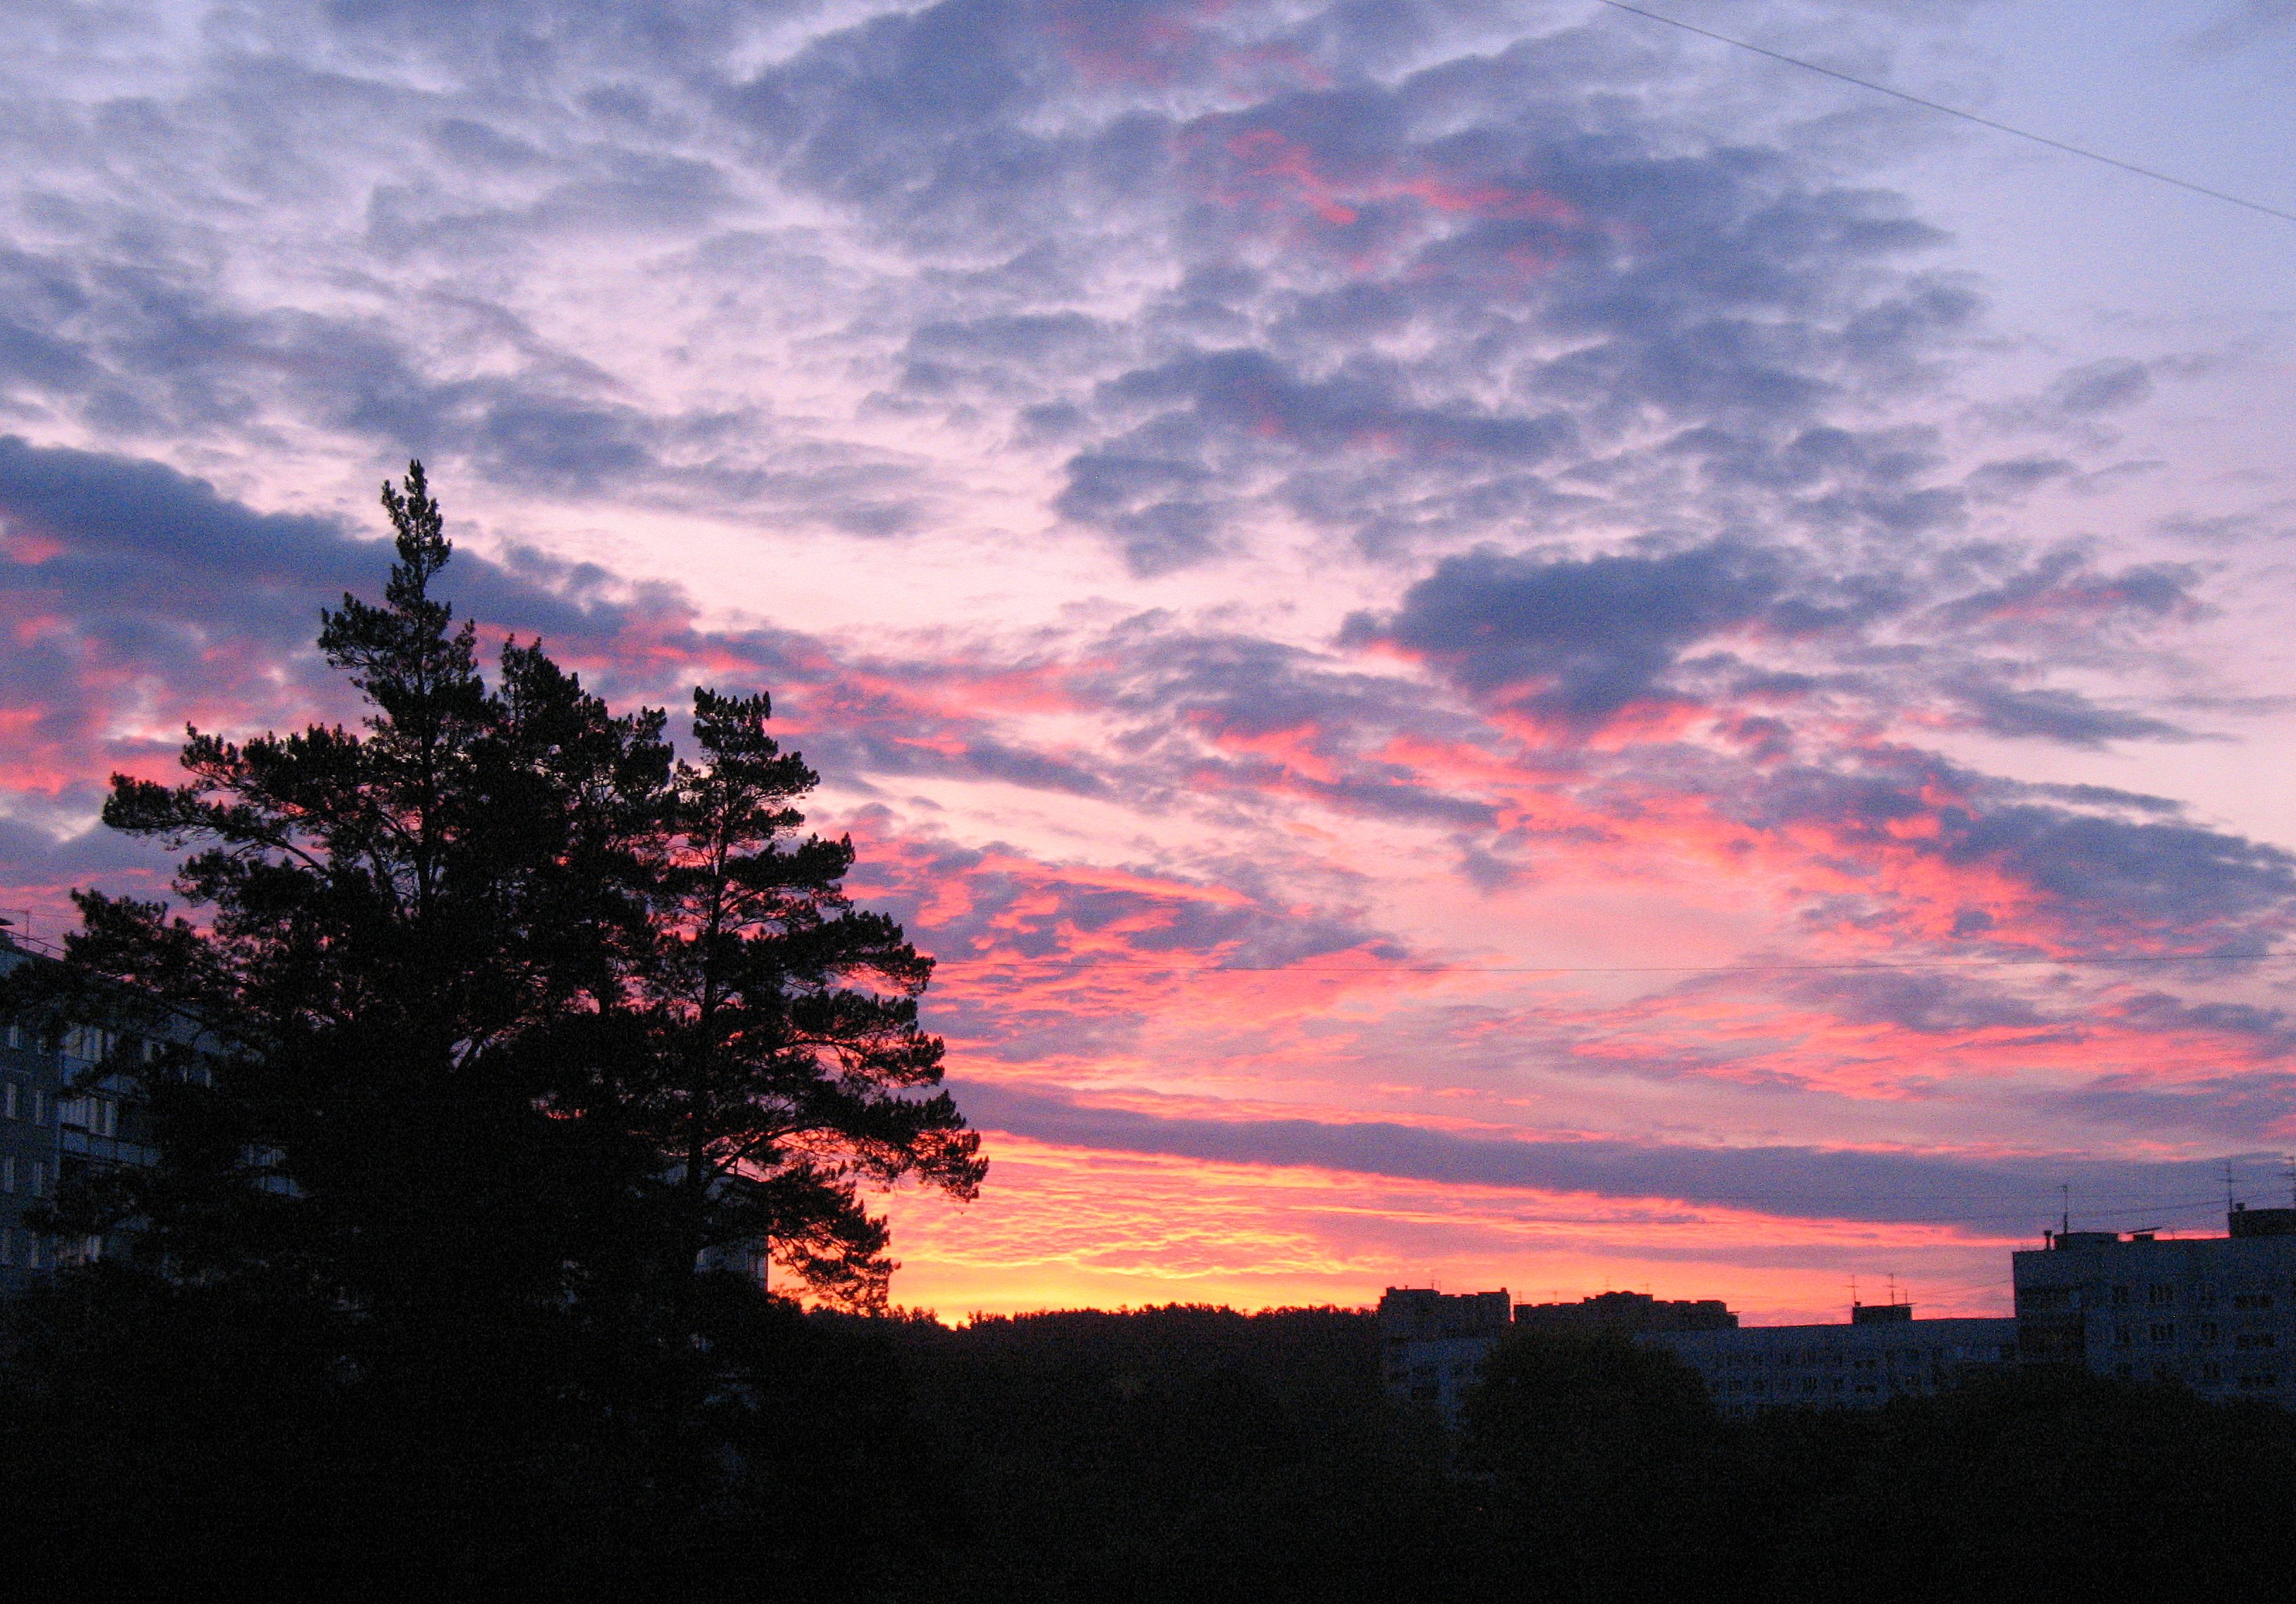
[
  {"left": 1887, "top": 1272, "right": 1899, "bottom": 1308},
  {"left": 2285, "top": 1154, "right": 2295, "bottom": 1210},
  {"left": 1850, "top": 1274, "right": 1860, "bottom": 1310},
  {"left": 2061, "top": 1183, "right": 2072, "bottom": 1236}
]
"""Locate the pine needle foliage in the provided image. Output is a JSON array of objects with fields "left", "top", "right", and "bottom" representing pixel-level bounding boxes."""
[{"left": 36, "top": 464, "right": 981, "bottom": 1410}]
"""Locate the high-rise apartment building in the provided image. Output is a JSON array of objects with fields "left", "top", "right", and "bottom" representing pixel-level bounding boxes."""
[
  {"left": 2013, "top": 1207, "right": 2296, "bottom": 1401},
  {"left": 1376, "top": 1287, "right": 1513, "bottom": 1422},
  {"left": 2, "top": 942, "right": 73, "bottom": 1289},
  {"left": 1641, "top": 1301, "right": 2018, "bottom": 1417},
  {"left": 1, "top": 932, "right": 167, "bottom": 1291}
]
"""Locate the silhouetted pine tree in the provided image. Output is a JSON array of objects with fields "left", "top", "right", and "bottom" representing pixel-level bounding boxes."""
[
  {"left": 31, "top": 462, "right": 980, "bottom": 1416},
  {"left": 639, "top": 686, "right": 983, "bottom": 1313}
]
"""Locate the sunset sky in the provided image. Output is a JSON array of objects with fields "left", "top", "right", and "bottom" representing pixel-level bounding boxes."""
[{"left": 6, "top": 0, "right": 2296, "bottom": 1322}]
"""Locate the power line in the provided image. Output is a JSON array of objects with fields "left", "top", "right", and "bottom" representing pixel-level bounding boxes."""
[
  {"left": 1588, "top": 0, "right": 2296, "bottom": 227},
  {"left": 1653, "top": 1194, "right": 2232, "bottom": 1223},
  {"left": 943, "top": 950, "right": 2292, "bottom": 975}
]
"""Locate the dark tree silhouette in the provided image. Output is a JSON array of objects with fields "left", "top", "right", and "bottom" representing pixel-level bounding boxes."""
[
  {"left": 638, "top": 687, "right": 983, "bottom": 1311},
  {"left": 39, "top": 463, "right": 980, "bottom": 1400},
  {"left": 1459, "top": 1330, "right": 1726, "bottom": 1602}
]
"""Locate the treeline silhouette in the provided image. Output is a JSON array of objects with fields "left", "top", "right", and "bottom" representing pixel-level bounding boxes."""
[{"left": 6, "top": 1293, "right": 2296, "bottom": 1597}]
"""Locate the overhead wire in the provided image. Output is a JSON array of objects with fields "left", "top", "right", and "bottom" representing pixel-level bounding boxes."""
[
  {"left": 1697, "top": 1196, "right": 2234, "bottom": 1225},
  {"left": 1496, "top": 1193, "right": 2237, "bottom": 1223},
  {"left": 940, "top": 951, "right": 2293, "bottom": 975},
  {"left": 1587, "top": 0, "right": 2296, "bottom": 227}
]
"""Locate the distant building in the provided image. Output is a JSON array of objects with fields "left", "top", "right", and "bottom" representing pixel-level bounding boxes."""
[
  {"left": 2014, "top": 1207, "right": 2296, "bottom": 1401},
  {"left": 2, "top": 931, "right": 174, "bottom": 1291},
  {"left": 1378, "top": 1287, "right": 1511, "bottom": 1422},
  {"left": 1642, "top": 1302, "right": 2018, "bottom": 1416},
  {"left": 1514, "top": 1289, "right": 1737, "bottom": 1334},
  {"left": 0, "top": 1001, "right": 65, "bottom": 1290}
]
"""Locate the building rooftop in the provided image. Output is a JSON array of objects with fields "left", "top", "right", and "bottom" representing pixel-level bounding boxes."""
[
  {"left": 1513, "top": 1289, "right": 1738, "bottom": 1332},
  {"left": 2037, "top": 1207, "right": 2296, "bottom": 1250}
]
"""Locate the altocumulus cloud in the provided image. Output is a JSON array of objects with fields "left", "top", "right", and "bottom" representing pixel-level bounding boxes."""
[{"left": 2, "top": 0, "right": 2292, "bottom": 1305}]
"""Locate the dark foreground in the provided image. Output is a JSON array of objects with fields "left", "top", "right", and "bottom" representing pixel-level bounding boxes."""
[{"left": 6, "top": 1287, "right": 2292, "bottom": 1599}]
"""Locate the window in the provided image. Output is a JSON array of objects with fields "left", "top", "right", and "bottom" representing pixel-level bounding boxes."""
[
  {"left": 2, "top": 1081, "right": 14, "bottom": 1119},
  {"left": 60, "top": 1026, "right": 114, "bottom": 1063},
  {"left": 2203, "top": 1362, "right": 2223, "bottom": 1383},
  {"left": 1, "top": 1155, "right": 11, "bottom": 1193},
  {"left": 60, "top": 1096, "right": 116, "bottom": 1138},
  {"left": 28, "top": 1090, "right": 42, "bottom": 1126},
  {"left": 2235, "top": 1333, "right": 2278, "bottom": 1351},
  {"left": 2111, "top": 1285, "right": 2130, "bottom": 1306},
  {"left": 2150, "top": 1323, "right": 2175, "bottom": 1344},
  {"left": 2201, "top": 1322, "right": 2220, "bottom": 1343},
  {"left": 2148, "top": 1284, "right": 2175, "bottom": 1305},
  {"left": 2113, "top": 1324, "right": 2132, "bottom": 1347},
  {"left": 30, "top": 1161, "right": 45, "bottom": 1198}
]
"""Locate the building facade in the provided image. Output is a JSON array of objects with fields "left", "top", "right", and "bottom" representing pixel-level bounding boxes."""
[
  {"left": 1377, "top": 1287, "right": 1513, "bottom": 1422},
  {"left": 1641, "top": 1303, "right": 2019, "bottom": 1418},
  {"left": 1, "top": 936, "right": 168, "bottom": 1291},
  {"left": 2013, "top": 1207, "right": 2296, "bottom": 1402},
  {"left": 1382, "top": 1286, "right": 2017, "bottom": 1422},
  {"left": 0, "top": 1002, "right": 66, "bottom": 1290}
]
